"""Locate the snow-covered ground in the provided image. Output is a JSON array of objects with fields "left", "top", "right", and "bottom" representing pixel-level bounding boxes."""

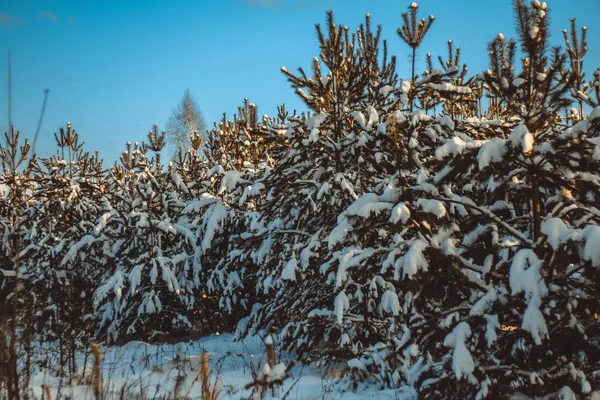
[{"left": 29, "top": 333, "right": 416, "bottom": 399}]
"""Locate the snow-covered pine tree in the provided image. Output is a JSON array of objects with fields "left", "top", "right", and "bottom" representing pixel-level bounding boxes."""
[
  {"left": 206, "top": 99, "right": 283, "bottom": 171},
  {"left": 226, "top": 11, "right": 404, "bottom": 352},
  {"left": 263, "top": 103, "right": 294, "bottom": 163},
  {"left": 19, "top": 123, "right": 108, "bottom": 375},
  {"left": 214, "top": 13, "right": 481, "bottom": 389},
  {"left": 226, "top": 12, "right": 471, "bottom": 373},
  {"left": 410, "top": 1, "right": 600, "bottom": 397},
  {"left": 309, "top": 62, "right": 476, "bottom": 392},
  {"left": 171, "top": 125, "right": 258, "bottom": 335},
  {"left": 276, "top": 1, "right": 598, "bottom": 396},
  {"left": 400, "top": 29, "right": 476, "bottom": 122},
  {"left": 0, "top": 128, "right": 34, "bottom": 287},
  {"left": 432, "top": 40, "right": 478, "bottom": 119},
  {"left": 199, "top": 102, "right": 291, "bottom": 326},
  {"left": 0, "top": 127, "right": 35, "bottom": 398},
  {"left": 94, "top": 128, "right": 201, "bottom": 342}
]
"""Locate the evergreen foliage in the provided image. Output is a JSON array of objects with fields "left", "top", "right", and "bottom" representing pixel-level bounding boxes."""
[
  {"left": 1, "top": 1, "right": 599, "bottom": 398},
  {"left": 397, "top": 2, "right": 435, "bottom": 111},
  {"left": 22, "top": 123, "right": 107, "bottom": 373}
]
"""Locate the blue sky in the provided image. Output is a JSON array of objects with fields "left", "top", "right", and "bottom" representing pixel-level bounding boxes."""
[{"left": 1, "top": 0, "right": 599, "bottom": 164}]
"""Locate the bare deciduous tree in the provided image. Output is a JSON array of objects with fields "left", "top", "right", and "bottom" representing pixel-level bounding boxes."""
[{"left": 166, "top": 89, "right": 206, "bottom": 159}]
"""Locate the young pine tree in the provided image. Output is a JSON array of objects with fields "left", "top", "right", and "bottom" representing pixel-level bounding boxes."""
[
  {"left": 418, "top": 1, "right": 600, "bottom": 397},
  {"left": 21, "top": 123, "right": 108, "bottom": 376},
  {"left": 94, "top": 130, "right": 199, "bottom": 342}
]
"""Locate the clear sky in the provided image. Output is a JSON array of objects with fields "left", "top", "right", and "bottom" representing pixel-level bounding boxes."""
[{"left": 1, "top": 0, "right": 599, "bottom": 164}]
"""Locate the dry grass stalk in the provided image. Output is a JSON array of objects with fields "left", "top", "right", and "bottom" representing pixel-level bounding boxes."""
[
  {"left": 200, "top": 350, "right": 219, "bottom": 400},
  {"left": 265, "top": 336, "right": 275, "bottom": 368},
  {"left": 91, "top": 343, "right": 102, "bottom": 400},
  {"left": 42, "top": 384, "right": 52, "bottom": 400},
  {"left": 173, "top": 369, "right": 186, "bottom": 400}
]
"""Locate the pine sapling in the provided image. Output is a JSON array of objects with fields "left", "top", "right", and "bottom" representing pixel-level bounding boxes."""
[
  {"left": 563, "top": 18, "right": 588, "bottom": 118},
  {"left": 397, "top": 2, "right": 435, "bottom": 111}
]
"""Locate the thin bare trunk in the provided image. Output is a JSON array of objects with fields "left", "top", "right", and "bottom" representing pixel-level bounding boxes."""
[
  {"left": 0, "top": 297, "right": 7, "bottom": 395},
  {"left": 531, "top": 173, "right": 541, "bottom": 241},
  {"left": 8, "top": 228, "right": 22, "bottom": 400},
  {"left": 410, "top": 47, "right": 416, "bottom": 112}
]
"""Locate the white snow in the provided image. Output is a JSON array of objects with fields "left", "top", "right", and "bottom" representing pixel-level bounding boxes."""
[
  {"left": 444, "top": 322, "right": 475, "bottom": 381},
  {"left": 334, "top": 247, "right": 376, "bottom": 288},
  {"left": 510, "top": 249, "right": 547, "bottom": 298},
  {"left": 347, "top": 358, "right": 367, "bottom": 371},
  {"left": 541, "top": 218, "right": 572, "bottom": 249},
  {"left": 129, "top": 265, "right": 142, "bottom": 295},
  {"left": 218, "top": 170, "right": 248, "bottom": 195},
  {"left": 470, "top": 289, "right": 498, "bottom": 316},
  {"left": 337, "top": 174, "right": 359, "bottom": 200},
  {"left": 61, "top": 234, "right": 96, "bottom": 264},
  {"left": 477, "top": 138, "right": 507, "bottom": 169},
  {"left": 170, "top": 172, "right": 189, "bottom": 194},
  {"left": 329, "top": 193, "right": 393, "bottom": 247},
  {"left": 513, "top": 77, "right": 525, "bottom": 87},
  {"left": 380, "top": 290, "right": 401, "bottom": 316},
  {"left": 309, "top": 128, "right": 320, "bottom": 142},
  {"left": 28, "top": 334, "right": 416, "bottom": 399},
  {"left": 437, "top": 115, "right": 455, "bottom": 131},
  {"left": 344, "top": 193, "right": 393, "bottom": 218},
  {"left": 540, "top": 221, "right": 600, "bottom": 266},
  {"left": 93, "top": 210, "right": 117, "bottom": 236},
  {"left": 510, "top": 249, "right": 549, "bottom": 344},
  {"left": 435, "top": 137, "right": 466, "bottom": 159},
  {"left": 306, "top": 113, "right": 328, "bottom": 130},
  {"left": 199, "top": 201, "right": 229, "bottom": 253},
  {"left": 328, "top": 218, "right": 351, "bottom": 248},
  {"left": 426, "top": 82, "right": 471, "bottom": 94},
  {"left": 379, "top": 85, "right": 393, "bottom": 97},
  {"left": 558, "top": 386, "right": 577, "bottom": 400},
  {"left": 334, "top": 291, "right": 350, "bottom": 325},
  {"left": 401, "top": 80, "right": 412, "bottom": 93},
  {"left": 281, "top": 255, "right": 298, "bottom": 281},
  {"left": 484, "top": 314, "right": 500, "bottom": 347},
  {"left": 416, "top": 198, "right": 447, "bottom": 218},
  {"left": 390, "top": 202, "right": 411, "bottom": 224},
  {"left": 509, "top": 124, "right": 534, "bottom": 153},
  {"left": 521, "top": 296, "right": 549, "bottom": 345},
  {"left": 522, "top": 132, "right": 534, "bottom": 153},
  {"left": 583, "top": 225, "right": 600, "bottom": 266},
  {"left": 396, "top": 239, "right": 428, "bottom": 279},
  {"left": 590, "top": 106, "right": 600, "bottom": 120},
  {"left": 529, "top": 26, "right": 540, "bottom": 39},
  {"left": 365, "top": 106, "right": 379, "bottom": 129},
  {"left": 351, "top": 111, "right": 367, "bottom": 129}
]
